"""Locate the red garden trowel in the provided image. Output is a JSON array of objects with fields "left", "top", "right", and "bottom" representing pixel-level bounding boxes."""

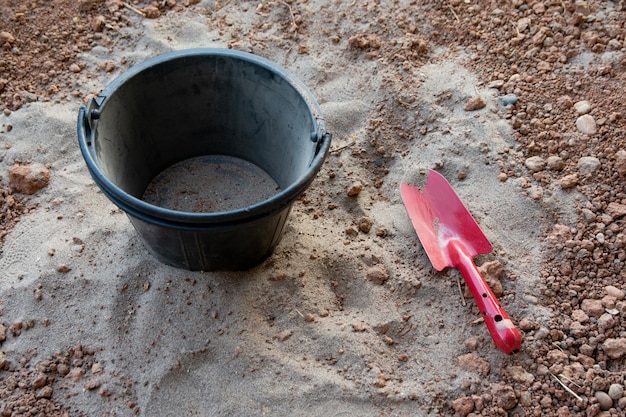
[{"left": 400, "top": 169, "right": 521, "bottom": 354}]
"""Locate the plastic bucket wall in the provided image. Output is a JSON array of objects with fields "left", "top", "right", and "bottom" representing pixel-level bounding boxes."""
[{"left": 77, "top": 49, "right": 331, "bottom": 270}]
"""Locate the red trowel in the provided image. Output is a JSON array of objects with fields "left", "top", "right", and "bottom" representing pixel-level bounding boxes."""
[{"left": 400, "top": 169, "right": 521, "bottom": 354}]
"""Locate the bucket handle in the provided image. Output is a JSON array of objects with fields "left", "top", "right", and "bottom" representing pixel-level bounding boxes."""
[
  {"left": 78, "top": 97, "right": 103, "bottom": 147},
  {"left": 312, "top": 130, "right": 332, "bottom": 156}
]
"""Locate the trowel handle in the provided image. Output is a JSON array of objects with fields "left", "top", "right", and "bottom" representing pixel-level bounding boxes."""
[{"left": 450, "top": 242, "right": 522, "bottom": 355}]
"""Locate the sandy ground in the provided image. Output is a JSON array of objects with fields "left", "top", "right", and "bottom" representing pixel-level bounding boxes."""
[{"left": 1, "top": 1, "right": 625, "bottom": 416}]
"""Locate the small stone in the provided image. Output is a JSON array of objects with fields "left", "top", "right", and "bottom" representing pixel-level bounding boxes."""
[
  {"left": 517, "top": 17, "right": 531, "bottom": 32},
  {"left": 576, "top": 114, "right": 597, "bottom": 134},
  {"left": 572, "top": 309, "right": 589, "bottom": 323},
  {"left": 31, "top": 373, "right": 47, "bottom": 389},
  {"left": 608, "top": 384, "right": 624, "bottom": 400},
  {"left": 458, "top": 353, "right": 490, "bottom": 377},
  {"left": 605, "top": 286, "right": 625, "bottom": 300},
  {"left": 492, "top": 384, "right": 517, "bottom": 410},
  {"left": 506, "top": 366, "right": 535, "bottom": 384},
  {"left": 91, "top": 15, "right": 106, "bottom": 32},
  {"left": 573, "top": 100, "right": 592, "bottom": 114},
  {"left": 358, "top": 217, "right": 373, "bottom": 233},
  {"left": 476, "top": 260, "right": 503, "bottom": 297},
  {"left": 556, "top": 405, "right": 571, "bottom": 417},
  {"left": 464, "top": 337, "right": 479, "bottom": 350},
  {"left": 37, "top": 385, "right": 53, "bottom": 399},
  {"left": 84, "top": 378, "right": 102, "bottom": 391},
  {"left": 487, "top": 80, "right": 505, "bottom": 89},
  {"left": 9, "top": 321, "right": 22, "bottom": 336},
  {"left": 581, "top": 298, "right": 604, "bottom": 318},
  {"left": 597, "top": 313, "right": 615, "bottom": 331},
  {"left": 606, "top": 202, "right": 626, "bottom": 219},
  {"left": 56, "top": 264, "right": 71, "bottom": 273},
  {"left": 577, "top": 156, "right": 601, "bottom": 174},
  {"left": 0, "top": 324, "right": 6, "bottom": 342},
  {"left": 559, "top": 174, "right": 578, "bottom": 189},
  {"left": 91, "top": 362, "right": 103, "bottom": 374},
  {"left": 546, "top": 156, "right": 565, "bottom": 171},
  {"left": 304, "top": 313, "right": 316, "bottom": 323},
  {"left": 602, "top": 338, "right": 626, "bottom": 359},
  {"left": 347, "top": 181, "right": 363, "bottom": 196},
  {"left": 593, "top": 377, "right": 610, "bottom": 392},
  {"left": 143, "top": 5, "right": 161, "bottom": 18},
  {"left": 103, "top": 61, "right": 116, "bottom": 73},
  {"left": 500, "top": 94, "right": 518, "bottom": 106},
  {"left": 69, "top": 63, "right": 81, "bottom": 73},
  {"left": 595, "top": 391, "right": 613, "bottom": 411},
  {"left": 0, "top": 31, "right": 16, "bottom": 44},
  {"left": 557, "top": 95, "right": 573, "bottom": 109},
  {"left": 275, "top": 330, "right": 292, "bottom": 342},
  {"left": 497, "top": 172, "right": 508, "bottom": 182},
  {"left": 366, "top": 266, "right": 388, "bottom": 285},
  {"left": 518, "top": 318, "right": 537, "bottom": 331},
  {"left": 547, "top": 349, "right": 568, "bottom": 364},
  {"left": 66, "top": 367, "right": 84, "bottom": 382},
  {"left": 615, "top": 150, "right": 626, "bottom": 175},
  {"left": 525, "top": 156, "right": 546, "bottom": 172},
  {"left": 8, "top": 163, "right": 51, "bottom": 195},
  {"left": 352, "top": 322, "right": 367, "bottom": 332},
  {"left": 452, "top": 396, "right": 474, "bottom": 416},
  {"left": 464, "top": 96, "right": 486, "bottom": 111}
]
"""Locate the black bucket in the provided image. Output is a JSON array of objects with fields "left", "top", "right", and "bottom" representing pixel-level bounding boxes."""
[{"left": 77, "top": 49, "right": 331, "bottom": 271}]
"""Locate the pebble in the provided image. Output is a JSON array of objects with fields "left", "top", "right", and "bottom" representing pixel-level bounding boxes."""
[
  {"left": 464, "top": 337, "right": 478, "bottom": 350},
  {"left": 594, "top": 391, "right": 613, "bottom": 411},
  {"left": 358, "top": 217, "right": 373, "bottom": 233},
  {"left": 275, "top": 330, "right": 292, "bottom": 342},
  {"left": 347, "top": 181, "right": 363, "bottom": 196},
  {"left": 581, "top": 298, "right": 604, "bottom": 318},
  {"left": 597, "top": 313, "right": 615, "bottom": 330},
  {"left": 492, "top": 384, "right": 517, "bottom": 410},
  {"left": 576, "top": 114, "right": 597, "bottom": 134},
  {"left": 458, "top": 353, "right": 490, "bottom": 377},
  {"left": 523, "top": 293, "right": 539, "bottom": 304},
  {"left": 615, "top": 149, "right": 626, "bottom": 175},
  {"left": 608, "top": 384, "right": 624, "bottom": 400},
  {"left": 574, "top": 100, "right": 592, "bottom": 114},
  {"left": 464, "top": 96, "right": 486, "bottom": 111},
  {"left": 366, "top": 266, "right": 388, "bottom": 285},
  {"left": 601, "top": 337, "right": 626, "bottom": 359},
  {"left": 546, "top": 155, "right": 564, "bottom": 171},
  {"left": 500, "top": 94, "right": 518, "bottom": 106},
  {"left": 525, "top": 156, "right": 546, "bottom": 172},
  {"left": 606, "top": 202, "right": 626, "bottom": 219},
  {"left": 451, "top": 396, "right": 474, "bottom": 416},
  {"left": 69, "top": 63, "right": 81, "bottom": 73},
  {"left": 577, "top": 156, "right": 601, "bottom": 174},
  {"left": 8, "top": 163, "right": 51, "bottom": 195},
  {"left": 0, "top": 31, "right": 16, "bottom": 44},
  {"left": 506, "top": 366, "right": 535, "bottom": 384},
  {"left": 605, "top": 285, "right": 625, "bottom": 300},
  {"left": 559, "top": 174, "right": 578, "bottom": 189}
]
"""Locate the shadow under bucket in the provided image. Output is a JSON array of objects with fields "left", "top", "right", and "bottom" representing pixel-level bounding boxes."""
[{"left": 77, "top": 49, "right": 331, "bottom": 271}]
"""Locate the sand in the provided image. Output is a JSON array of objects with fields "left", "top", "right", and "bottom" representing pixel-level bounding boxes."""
[{"left": 0, "top": 2, "right": 582, "bottom": 416}]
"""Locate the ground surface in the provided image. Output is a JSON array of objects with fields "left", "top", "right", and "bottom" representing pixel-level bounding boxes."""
[{"left": 0, "top": 1, "right": 625, "bottom": 416}]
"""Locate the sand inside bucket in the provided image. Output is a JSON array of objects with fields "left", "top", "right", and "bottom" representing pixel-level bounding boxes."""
[{"left": 142, "top": 155, "right": 281, "bottom": 213}]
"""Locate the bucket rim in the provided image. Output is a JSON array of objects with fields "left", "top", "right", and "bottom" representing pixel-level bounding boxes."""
[{"left": 78, "top": 48, "right": 331, "bottom": 225}]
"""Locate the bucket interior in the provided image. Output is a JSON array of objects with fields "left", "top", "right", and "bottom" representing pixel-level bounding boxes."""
[{"left": 92, "top": 53, "right": 319, "bottom": 212}]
